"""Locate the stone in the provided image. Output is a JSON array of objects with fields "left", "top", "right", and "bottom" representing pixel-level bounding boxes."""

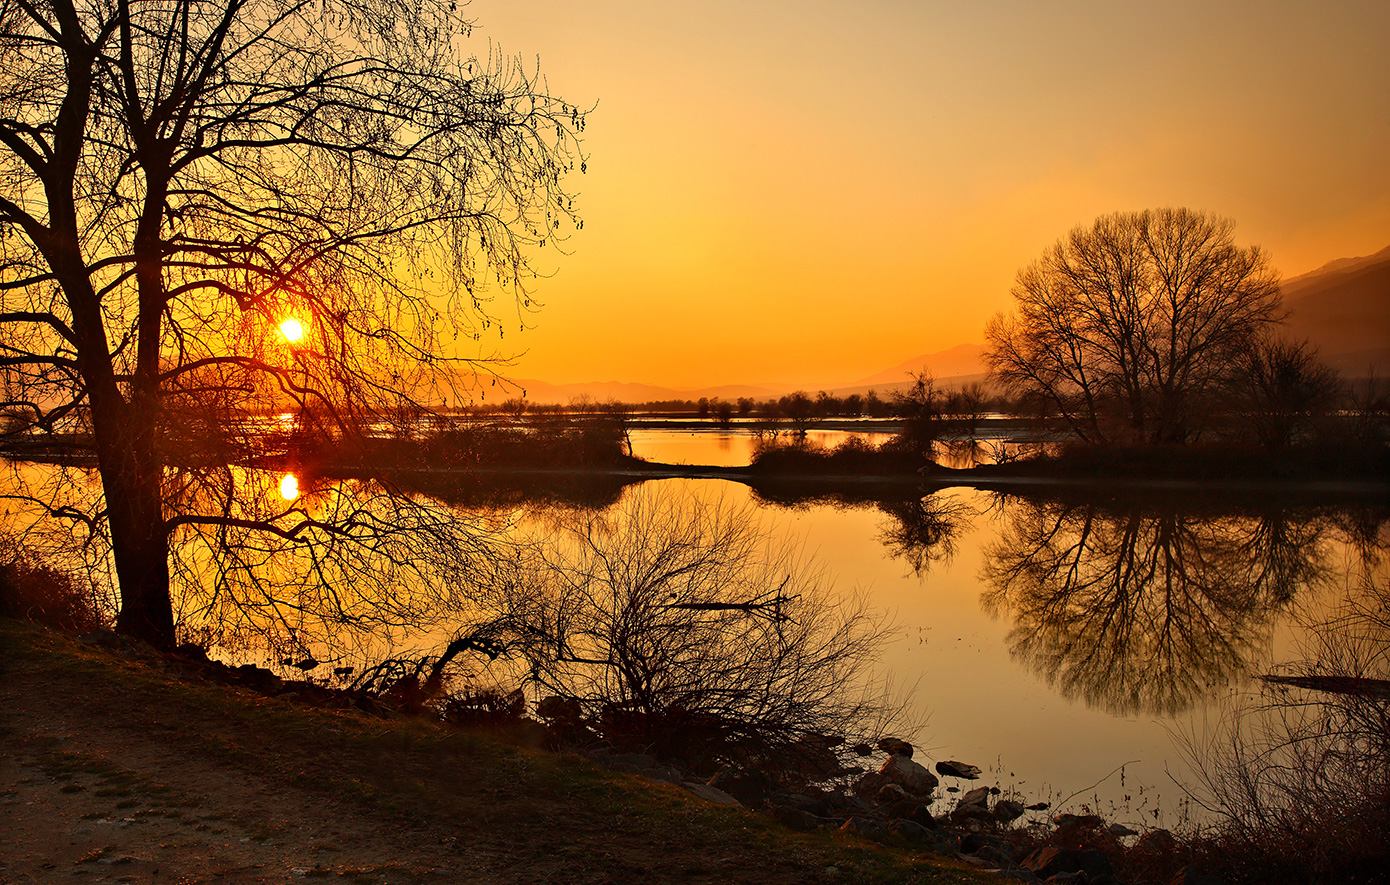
[
  {"left": 681, "top": 781, "right": 743, "bottom": 808},
  {"left": 771, "top": 805, "right": 821, "bottom": 831},
  {"left": 876, "top": 783, "right": 909, "bottom": 804},
  {"left": 876, "top": 737, "right": 914, "bottom": 757},
  {"left": 610, "top": 752, "right": 657, "bottom": 770},
  {"left": 1136, "top": 829, "right": 1178, "bottom": 853},
  {"left": 851, "top": 742, "right": 874, "bottom": 756},
  {"left": 840, "top": 817, "right": 889, "bottom": 839},
  {"left": 1020, "top": 846, "right": 1113, "bottom": 880},
  {"left": 935, "top": 760, "right": 982, "bottom": 779},
  {"left": 707, "top": 766, "right": 772, "bottom": 807},
  {"left": 995, "top": 799, "right": 1026, "bottom": 822},
  {"left": 1107, "top": 823, "right": 1139, "bottom": 838},
  {"left": 879, "top": 754, "right": 938, "bottom": 798},
  {"left": 957, "top": 786, "right": 992, "bottom": 811},
  {"left": 887, "top": 819, "right": 932, "bottom": 842}
]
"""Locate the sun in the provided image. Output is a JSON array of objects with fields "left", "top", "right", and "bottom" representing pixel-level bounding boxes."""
[
  {"left": 279, "top": 317, "right": 305, "bottom": 343},
  {"left": 279, "top": 473, "right": 300, "bottom": 500}
]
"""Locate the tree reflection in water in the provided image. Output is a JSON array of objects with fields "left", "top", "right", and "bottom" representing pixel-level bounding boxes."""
[{"left": 979, "top": 496, "right": 1336, "bottom": 717}]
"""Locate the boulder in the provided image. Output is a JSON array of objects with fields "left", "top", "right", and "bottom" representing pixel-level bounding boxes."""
[
  {"left": 840, "top": 817, "right": 889, "bottom": 840},
  {"left": 681, "top": 781, "right": 743, "bottom": 808},
  {"left": 707, "top": 766, "right": 772, "bottom": 807},
  {"left": 876, "top": 783, "right": 909, "bottom": 804},
  {"left": 955, "top": 786, "right": 992, "bottom": 817},
  {"left": 1020, "top": 846, "right": 1113, "bottom": 880},
  {"left": 994, "top": 799, "right": 1026, "bottom": 822},
  {"left": 876, "top": 737, "right": 914, "bottom": 757},
  {"left": 887, "top": 819, "right": 932, "bottom": 843},
  {"left": 878, "top": 754, "right": 938, "bottom": 797},
  {"left": 851, "top": 742, "right": 874, "bottom": 757},
  {"left": 770, "top": 805, "right": 821, "bottom": 831},
  {"left": 935, "top": 759, "right": 982, "bottom": 779}
]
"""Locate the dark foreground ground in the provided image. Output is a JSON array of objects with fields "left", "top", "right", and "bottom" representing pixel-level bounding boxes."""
[{"left": 0, "top": 620, "right": 987, "bottom": 885}]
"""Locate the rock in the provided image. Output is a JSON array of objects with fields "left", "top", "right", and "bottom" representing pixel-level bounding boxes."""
[
  {"left": 1107, "top": 823, "right": 1139, "bottom": 838},
  {"left": 876, "top": 737, "right": 914, "bottom": 757},
  {"left": 840, "top": 817, "right": 889, "bottom": 839},
  {"left": 772, "top": 791, "right": 827, "bottom": 815},
  {"left": 1026, "top": 802, "right": 1051, "bottom": 811},
  {"left": 681, "top": 781, "right": 743, "bottom": 808},
  {"left": 1053, "top": 813, "right": 1105, "bottom": 833},
  {"left": 707, "top": 766, "right": 772, "bottom": 807},
  {"left": 853, "top": 770, "right": 886, "bottom": 798},
  {"left": 995, "top": 799, "right": 1026, "bottom": 822},
  {"left": 935, "top": 760, "right": 982, "bottom": 779},
  {"left": 878, "top": 754, "right": 939, "bottom": 797},
  {"left": 876, "top": 783, "right": 909, "bottom": 804},
  {"left": 771, "top": 805, "right": 821, "bottom": 831},
  {"left": 887, "top": 819, "right": 932, "bottom": 843},
  {"left": 645, "top": 764, "right": 683, "bottom": 784},
  {"left": 174, "top": 642, "right": 208, "bottom": 661},
  {"left": 1136, "top": 829, "right": 1178, "bottom": 853},
  {"left": 610, "top": 752, "right": 657, "bottom": 771},
  {"left": 1021, "top": 846, "right": 1113, "bottom": 880},
  {"left": 851, "top": 742, "right": 874, "bottom": 756},
  {"left": 956, "top": 786, "right": 992, "bottom": 814}
]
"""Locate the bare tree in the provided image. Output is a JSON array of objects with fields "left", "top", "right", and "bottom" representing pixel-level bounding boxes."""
[
  {"left": 466, "top": 487, "right": 906, "bottom": 772},
  {"left": 0, "top": 0, "right": 584, "bottom": 646},
  {"left": 1225, "top": 335, "right": 1346, "bottom": 448},
  {"left": 984, "top": 209, "right": 1281, "bottom": 445}
]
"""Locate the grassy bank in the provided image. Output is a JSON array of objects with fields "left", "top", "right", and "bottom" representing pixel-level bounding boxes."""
[{"left": 0, "top": 618, "right": 987, "bottom": 885}]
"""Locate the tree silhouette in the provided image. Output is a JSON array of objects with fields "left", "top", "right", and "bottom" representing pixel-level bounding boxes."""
[
  {"left": 984, "top": 209, "right": 1281, "bottom": 445},
  {"left": 981, "top": 496, "right": 1331, "bottom": 716},
  {"left": 0, "top": 0, "right": 584, "bottom": 646}
]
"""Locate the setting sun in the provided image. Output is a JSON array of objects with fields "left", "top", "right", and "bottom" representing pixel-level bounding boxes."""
[
  {"left": 278, "top": 473, "right": 299, "bottom": 500},
  {"left": 279, "top": 317, "right": 305, "bottom": 343}
]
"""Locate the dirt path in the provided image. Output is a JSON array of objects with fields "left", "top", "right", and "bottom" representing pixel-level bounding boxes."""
[{"left": 0, "top": 622, "right": 980, "bottom": 885}]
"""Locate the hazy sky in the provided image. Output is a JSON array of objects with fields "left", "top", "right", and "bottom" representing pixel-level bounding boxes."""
[{"left": 463, "top": 0, "right": 1390, "bottom": 390}]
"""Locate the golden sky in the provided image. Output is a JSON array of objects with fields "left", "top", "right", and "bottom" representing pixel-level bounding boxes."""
[{"left": 465, "top": 0, "right": 1390, "bottom": 390}]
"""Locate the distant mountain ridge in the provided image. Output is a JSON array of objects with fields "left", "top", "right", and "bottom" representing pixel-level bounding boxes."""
[{"left": 1281, "top": 244, "right": 1390, "bottom": 377}]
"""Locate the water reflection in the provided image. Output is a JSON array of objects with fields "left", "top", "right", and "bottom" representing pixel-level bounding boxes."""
[
  {"left": 746, "top": 480, "right": 973, "bottom": 578},
  {"left": 979, "top": 496, "right": 1336, "bottom": 716}
]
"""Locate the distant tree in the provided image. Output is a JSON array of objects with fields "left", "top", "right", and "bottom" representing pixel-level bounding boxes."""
[
  {"left": 713, "top": 399, "right": 734, "bottom": 427},
  {"left": 0, "top": 0, "right": 585, "bottom": 647},
  {"left": 888, "top": 372, "right": 946, "bottom": 459},
  {"left": 1226, "top": 337, "right": 1345, "bottom": 448},
  {"left": 984, "top": 209, "right": 1282, "bottom": 445},
  {"left": 778, "top": 391, "right": 816, "bottom": 433},
  {"left": 736, "top": 397, "right": 755, "bottom": 417}
]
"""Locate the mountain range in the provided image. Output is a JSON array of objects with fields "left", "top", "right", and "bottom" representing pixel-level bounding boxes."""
[{"left": 506, "top": 244, "right": 1388, "bottom": 404}]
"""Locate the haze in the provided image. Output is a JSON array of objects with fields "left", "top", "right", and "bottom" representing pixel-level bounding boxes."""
[{"left": 465, "top": 0, "right": 1390, "bottom": 391}]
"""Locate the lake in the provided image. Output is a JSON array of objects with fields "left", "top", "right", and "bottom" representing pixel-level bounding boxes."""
[{"left": 4, "top": 429, "right": 1382, "bottom": 832}]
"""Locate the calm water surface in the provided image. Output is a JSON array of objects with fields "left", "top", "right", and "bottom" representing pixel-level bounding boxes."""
[
  {"left": 7, "top": 433, "right": 1379, "bottom": 831},
  {"left": 614, "top": 431, "right": 1382, "bottom": 828}
]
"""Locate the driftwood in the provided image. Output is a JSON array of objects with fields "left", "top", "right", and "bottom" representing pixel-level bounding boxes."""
[{"left": 1261, "top": 674, "right": 1390, "bottom": 699}]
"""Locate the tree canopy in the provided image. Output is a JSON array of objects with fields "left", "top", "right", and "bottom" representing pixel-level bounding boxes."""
[
  {"left": 0, "top": 0, "right": 586, "bottom": 647},
  {"left": 984, "top": 209, "right": 1281, "bottom": 444}
]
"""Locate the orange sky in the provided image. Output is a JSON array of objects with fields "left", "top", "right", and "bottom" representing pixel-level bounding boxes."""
[{"left": 463, "top": 0, "right": 1390, "bottom": 390}]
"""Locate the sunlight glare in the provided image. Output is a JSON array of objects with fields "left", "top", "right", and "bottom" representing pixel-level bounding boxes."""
[
  {"left": 279, "top": 473, "right": 300, "bottom": 500},
  {"left": 279, "top": 317, "right": 305, "bottom": 343}
]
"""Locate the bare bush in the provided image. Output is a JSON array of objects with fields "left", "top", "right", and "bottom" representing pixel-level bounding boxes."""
[
  {"left": 1179, "top": 513, "right": 1390, "bottom": 882},
  {"left": 455, "top": 486, "right": 908, "bottom": 777}
]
